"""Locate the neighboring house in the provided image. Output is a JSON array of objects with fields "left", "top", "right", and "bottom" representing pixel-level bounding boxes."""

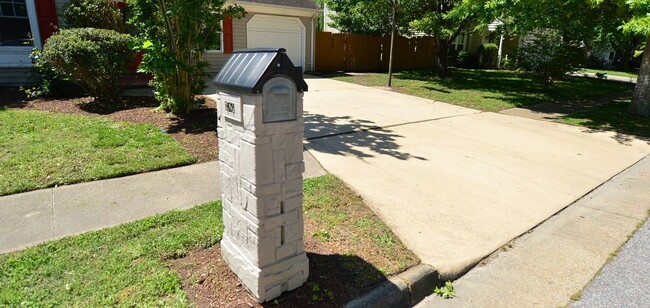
[
  {"left": 321, "top": 3, "right": 338, "bottom": 33},
  {"left": 0, "top": 0, "right": 320, "bottom": 85}
]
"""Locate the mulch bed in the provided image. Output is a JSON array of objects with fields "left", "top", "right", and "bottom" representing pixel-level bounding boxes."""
[
  {"left": 0, "top": 86, "right": 217, "bottom": 162},
  {"left": 170, "top": 236, "right": 388, "bottom": 307}
]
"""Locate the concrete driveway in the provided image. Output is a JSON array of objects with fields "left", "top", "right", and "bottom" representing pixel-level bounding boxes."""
[{"left": 303, "top": 77, "right": 650, "bottom": 278}]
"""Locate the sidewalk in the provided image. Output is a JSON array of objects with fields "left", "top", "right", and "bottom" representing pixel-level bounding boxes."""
[{"left": 0, "top": 151, "right": 325, "bottom": 254}]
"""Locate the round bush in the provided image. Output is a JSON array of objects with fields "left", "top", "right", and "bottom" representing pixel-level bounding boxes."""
[
  {"left": 64, "top": 0, "right": 125, "bottom": 32},
  {"left": 43, "top": 28, "right": 134, "bottom": 98}
]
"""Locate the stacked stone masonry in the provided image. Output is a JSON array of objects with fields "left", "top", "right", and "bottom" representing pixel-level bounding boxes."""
[{"left": 217, "top": 88, "right": 308, "bottom": 303}]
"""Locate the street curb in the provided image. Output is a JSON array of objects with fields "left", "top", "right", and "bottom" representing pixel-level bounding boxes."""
[{"left": 345, "top": 264, "right": 441, "bottom": 307}]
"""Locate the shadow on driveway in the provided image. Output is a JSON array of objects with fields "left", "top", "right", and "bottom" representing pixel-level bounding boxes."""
[{"left": 304, "top": 112, "right": 427, "bottom": 161}]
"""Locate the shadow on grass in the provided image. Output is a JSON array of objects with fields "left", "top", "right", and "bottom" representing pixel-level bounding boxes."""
[
  {"left": 304, "top": 113, "right": 427, "bottom": 161},
  {"left": 395, "top": 69, "right": 635, "bottom": 109},
  {"left": 562, "top": 101, "right": 650, "bottom": 145}
]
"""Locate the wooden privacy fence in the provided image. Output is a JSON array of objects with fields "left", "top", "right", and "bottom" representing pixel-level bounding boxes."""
[{"left": 315, "top": 32, "right": 437, "bottom": 72}]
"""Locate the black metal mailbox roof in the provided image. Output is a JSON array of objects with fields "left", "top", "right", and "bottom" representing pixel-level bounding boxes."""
[{"left": 213, "top": 48, "right": 308, "bottom": 94}]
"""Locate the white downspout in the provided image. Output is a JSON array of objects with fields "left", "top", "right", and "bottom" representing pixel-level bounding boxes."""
[
  {"left": 497, "top": 34, "right": 504, "bottom": 68},
  {"left": 311, "top": 14, "right": 316, "bottom": 72}
]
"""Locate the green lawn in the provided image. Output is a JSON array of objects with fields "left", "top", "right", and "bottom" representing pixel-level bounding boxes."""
[
  {"left": 0, "top": 201, "right": 220, "bottom": 306},
  {"left": 580, "top": 68, "right": 639, "bottom": 79},
  {"left": 560, "top": 100, "right": 650, "bottom": 137},
  {"left": 333, "top": 69, "right": 634, "bottom": 112},
  {"left": 0, "top": 108, "right": 195, "bottom": 196},
  {"left": 0, "top": 175, "right": 417, "bottom": 306}
]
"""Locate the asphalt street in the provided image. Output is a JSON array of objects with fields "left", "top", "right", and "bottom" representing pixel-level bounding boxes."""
[{"left": 572, "top": 217, "right": 650, "bottom": 308}]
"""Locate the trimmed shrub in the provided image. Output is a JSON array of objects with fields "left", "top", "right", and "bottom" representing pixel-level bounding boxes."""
[
  {"left": 64, "top": 0, "right": 125, "bottom": 32},
  {"left": 21, "top": 48, "right": 70, "bottom": 98},
  {"left": 478, "top": 43, "right": 499, "bottom": 68},
  {"left": 517, "top": 31, "right": 585, "bottom": 83},
  {"left": 456, "top": 50, "right": 480, "bottom": 69},
  {"left": 43, "top": 28, "right": 134, "bottom": 98}
]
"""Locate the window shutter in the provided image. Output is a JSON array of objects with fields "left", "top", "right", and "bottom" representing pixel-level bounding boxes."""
[
  {"left": 223, "top": 16, "right": 234, "bottom": 53},
  {"left": 36, "top": 0, "right": 59, "bottom": 45}
]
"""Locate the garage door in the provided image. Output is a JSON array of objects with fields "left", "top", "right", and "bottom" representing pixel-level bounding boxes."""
[{"left": 247, "top": 15, "right": 305, "bottom": 70}]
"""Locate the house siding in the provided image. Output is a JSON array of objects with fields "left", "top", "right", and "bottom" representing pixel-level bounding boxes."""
[
  {"left": 467, "top": 30, "right": 486, "bottom": 54},
  {"left": 204, "top": 14, "right": 252, "bottom": 76},
  {"left": 0, "top": 68, "right": 32, "bottom": 85},
  {"left": 501, "top": 35, "right": 520, "bottom": 58}
]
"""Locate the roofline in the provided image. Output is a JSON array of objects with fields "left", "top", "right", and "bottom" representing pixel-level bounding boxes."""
[{"left": 229, "top": 1, "right": 321, "bottom": 17}]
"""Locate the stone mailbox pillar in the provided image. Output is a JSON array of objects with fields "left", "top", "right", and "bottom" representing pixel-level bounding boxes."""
[{"left": 213, "top": 48, "right": 309, "bottom": 303}]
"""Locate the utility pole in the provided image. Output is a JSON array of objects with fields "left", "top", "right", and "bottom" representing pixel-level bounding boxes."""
[{"left": 388, "top": 0, "right": 397, "bottom": 87}]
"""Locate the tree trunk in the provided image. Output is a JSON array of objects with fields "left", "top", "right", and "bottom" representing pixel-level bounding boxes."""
[
  {"left": 629, "top": 35, "right": 650, "bottom": 117},
  {"left": 435, "top": 39, "right": 451, "bottom": 77}
]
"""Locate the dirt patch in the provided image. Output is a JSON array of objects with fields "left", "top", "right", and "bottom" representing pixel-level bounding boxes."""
[
  {"left": 171, "top": 237, "right": 393, "bottom": 307},
  {"left": 0, "top": 87, "right": 217, "bottom": 162},
  {"left": 171, "top": 246, "right": 367, "bottom": 308},
  {"left": 170, "top": 176, "right": 420, "bottom": 307}
]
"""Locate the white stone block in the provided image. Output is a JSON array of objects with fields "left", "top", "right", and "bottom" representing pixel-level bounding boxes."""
[
  {"left": 276, "top": 242, "right": 297, "bottom": 261},
  {"left": 283, "top": 195, "right": 303, "bottom": 212},
  {"left": 285, "top": 135, "right": 303, "bottom": 164},
  {"left": 265, "top": 284, "right": 282, "bottom": 302},
  {"left": 285, "top": 163, "right": 304, "bottom": 180},
  {"left": 263, "top": 193, "right": 282, "bottom": 217},
  {"left": 284, "top": 221, "right": 303, "bottom": 243},
  {"left": 284, "top": 210, "right": 299, "bottom": 225},
  {"left": 287, "top": 270, "right": 307, "bottom": 291},
  {"left": 256, "top": 183, "right": 281, "bottom": 196},
  {"left": 282, "top": 178, "right": 303, "bottom": 198},
  {"left": 273, "top": 149, "right": 286, "bottom": 182}
]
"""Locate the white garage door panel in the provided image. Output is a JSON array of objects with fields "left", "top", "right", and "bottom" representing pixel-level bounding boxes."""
[{"left": 247, "top": 15, "right": 304, "bottom": 69}]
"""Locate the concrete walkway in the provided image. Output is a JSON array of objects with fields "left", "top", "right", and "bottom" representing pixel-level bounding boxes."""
[
  {"left": 0, "top": 151, "right": 325, "bottom": 254},
  {"left": 303, "top": 77, "right": 650, "bottom": 279}
]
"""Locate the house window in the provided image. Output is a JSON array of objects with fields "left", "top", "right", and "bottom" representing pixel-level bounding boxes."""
[
  {"left": 207, "top": 21, "right": 223, "bottom": 53},
  {"left": 0, "top": 0, "right": 33, "bottom": 46},
  {"left": 452, "top": 34, "right": 465, "bottom": 51}
]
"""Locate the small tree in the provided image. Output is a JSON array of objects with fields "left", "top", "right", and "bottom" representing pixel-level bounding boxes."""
[
  {"left": 64, "top": 0, "right": 125, "bottom": 32},
  {"left": 126, "top": 0, "right": 245, "bottom": 114},
  {"left": 43, "top": 28, "right": 133, "bottom": 98},
  {"left": 517, "top": 31, "right": 584, "bottom": 83}
]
